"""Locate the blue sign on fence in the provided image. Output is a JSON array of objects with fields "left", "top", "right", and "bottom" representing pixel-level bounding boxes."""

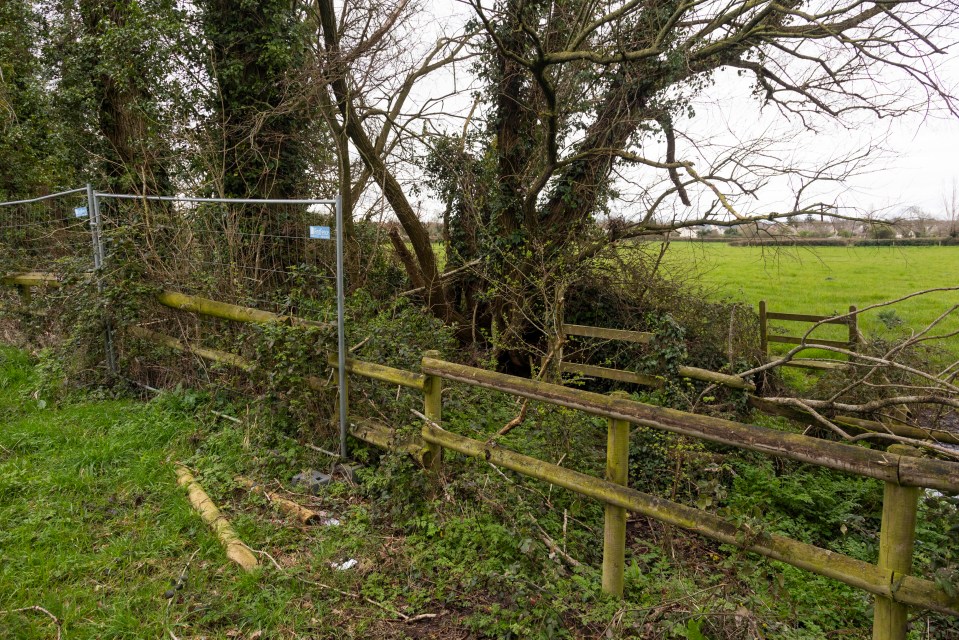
[
  {"left": 74, "top": 206, "right": 88, "bottom": 218},
  {"left": 309, "top": 225, "right": 331, "bottom": 240}
]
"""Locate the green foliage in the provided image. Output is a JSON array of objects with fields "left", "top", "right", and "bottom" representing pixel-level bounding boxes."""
[
  {"left": 3, "top": 345, "right": 958, "bottom": 638},
  {"left": 724, "top": 454, "right": 882, "bottom": 552},
  {"left": 201, "top": 0, "right": 317, "bottom": 200},
  {"left": 0, "top": 1, "right": 71, "bottom": 196},
  {"left": 249, "top": 321, "right": 336, "bottom": 436},
  {"left": 915, "top": 491, "right": 959, "bottom": 623},
  {"left": 877, "top": 308, "right": 904, "bottom": 329}
]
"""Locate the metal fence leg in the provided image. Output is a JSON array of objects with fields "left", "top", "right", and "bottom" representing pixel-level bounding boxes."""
[
  {"left": 873, "top": 444, "right": 921, "bottom": 640},
  {"left": 603, "top": 391, "right": 631, "bottom": 597},
  {"left": 334, "top": 194, "right": 348, "bottom": 458},
  {"left": 87, "top": 184, "right": 116, "bottom": 378}
]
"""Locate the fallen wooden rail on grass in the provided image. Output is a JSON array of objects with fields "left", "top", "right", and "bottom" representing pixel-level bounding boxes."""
[
  {"left": 175, "top": 465, "right": 258, "bottom": 571},
  {"left": 419, "top": 421, "right": 959, "bottom": 616}
]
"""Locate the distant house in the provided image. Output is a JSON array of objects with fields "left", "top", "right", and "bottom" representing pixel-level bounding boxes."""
[{"left": 741, "top": 220, "right": 792, "bottom": 238}]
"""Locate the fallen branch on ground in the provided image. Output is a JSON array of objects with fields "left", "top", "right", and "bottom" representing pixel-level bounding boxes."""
[
  {"left": 236, "top": 476, "right": 322, "bottom": 525},
  {"left": 0, "top": 606, "right": 62, "bottom": 640},
  {"left": 175, "top": 465, "right": 259, "bottom": 571}
]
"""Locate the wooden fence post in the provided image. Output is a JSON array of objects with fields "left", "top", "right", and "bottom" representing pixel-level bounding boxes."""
[
  {"left": 758, "top": 300, "right": 768, "bottom": 357},
  {"left": 16, "top": 284, "right": 31, "bottom": 306},
  {"left": 603, "top": 391, "right": 631, "bottom": 597},
  {"left": 873, "top": 444, "right": 921, "bottom": 640},
  {"left": 422, "top": 350, "right": 443, "bottom": 470},
  {"left": 848, "top": 305, "right": 859, "bottom": 351}
]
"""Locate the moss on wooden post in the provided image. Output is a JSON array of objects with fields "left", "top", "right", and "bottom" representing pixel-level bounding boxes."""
[
  {"left": 603, "top": 391, "right": 630, "bottom": 597},
  {"left": 873, "top": 444, "right": 922, "bottom": 640},
  {"left": 759, "top": 300, "right": 768, "bottom": 356},
  {"left": 422, "top": 350, "right": 443, "bottom": 471},
  {"left": 16, "top": 284, "right": 31, "bottom": 306}
]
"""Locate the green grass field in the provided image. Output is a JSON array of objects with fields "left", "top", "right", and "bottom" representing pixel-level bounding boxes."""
[
  {"left": 654, "top": 243, "right": 959, "bottom": 350},
  {"left": 0, "top": 348, "right": 418, "bottom": 639}
]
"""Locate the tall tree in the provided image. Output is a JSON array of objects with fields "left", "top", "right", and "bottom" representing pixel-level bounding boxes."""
[
  {"left": 48, "top": 0, "right": 182, "bottom": 194},
  {"left": 201, "top": 0, "right": 310, "bottom": 200},
  {"left": 318, "top": 0, "right": 959, "bottom": 362},
  {"left": 201, "top": 0, "right": 318, "bottom": 280},
  {"left": 0, "top": 1, "right": 65, "bottom": 197}
]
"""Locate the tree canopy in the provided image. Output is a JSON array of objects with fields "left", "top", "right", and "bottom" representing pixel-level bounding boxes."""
[{"left": 1, "top": 0, "right": 957, "bottom": 353}]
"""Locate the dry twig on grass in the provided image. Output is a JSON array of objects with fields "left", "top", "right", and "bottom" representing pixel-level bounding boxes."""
[{"left": 0, "top": 605, "right": 62, "bottom": 640}]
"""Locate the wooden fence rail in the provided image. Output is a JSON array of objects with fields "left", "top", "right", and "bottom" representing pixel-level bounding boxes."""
[
  {"left": 560, "top": 323, "right": 756, "bottom": 391},
  {"left": 559, "top": 320, "right": 959, "bottom": 447},
  {"left": 419, "top": 421, "right": 959, "bottom": 616},
  {"left": 760, "top": 300, "right": 858, "bottom": 370},
  {"left": 423, "top": 358, "right": 959, "bottom": 494},
  {"left": 3, "top": 273, "right": 958, "bottom": 635}
]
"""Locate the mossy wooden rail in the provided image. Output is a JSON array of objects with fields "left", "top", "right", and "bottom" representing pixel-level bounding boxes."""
[
  {"left": 155, "top": 290, "right": 330, "bottom": 328},
  {"left": 126, "top": 326, "right": 430, "bottom": 462},
  {"left": 0, "top": 273, "right": 329, "bottom": 329},
  {"left": 759, "top": 300, "right": 858, "bottom": 370},
  {"left": 423, "top": 358, "right": 959, "bottom": 494},
  {"left": 561, "top": 318, "right": 954, "bottom": 447},
  {"left": 419, "top": 421, "right": 959, "bottom": 616},
  {"left": 561, "top": 323, "right": 756, "bottom": 391},
  {"left": 411, "top": 357, "right": 959, "bottom": 631}
]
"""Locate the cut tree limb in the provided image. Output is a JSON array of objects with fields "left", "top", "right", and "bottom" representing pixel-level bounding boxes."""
[
  {"left": 236, "top": 476, "right": 321, "bottom": 525},
  {"left": 175, "top": 466, "right": 259, "bottom": 572}
]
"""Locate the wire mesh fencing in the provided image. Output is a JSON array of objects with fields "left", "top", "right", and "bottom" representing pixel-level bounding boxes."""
[
  {"left": 0, "top": 188, "right": 349, "bottom": 447},
  {"left": 0, "top": 188, "right": 97, "bottom": 276}
]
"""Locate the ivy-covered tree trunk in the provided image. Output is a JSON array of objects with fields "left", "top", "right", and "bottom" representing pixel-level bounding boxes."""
[
  {"left": 77, "top": 0, "right": 175, "bottom": 195},
  {"left": 201, "top": 0, "right": 311, "bottom": 281},
  {"left": 0, "top": 1, "right": 66, "bottom": 197}
]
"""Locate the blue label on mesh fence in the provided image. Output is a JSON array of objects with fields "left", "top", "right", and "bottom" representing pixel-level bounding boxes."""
[
  {"left": 309, "top": 225, "right": 331, "bottom": 240},
  {"left": 74, "top": 206, "right": 88, "bottom": 218}
]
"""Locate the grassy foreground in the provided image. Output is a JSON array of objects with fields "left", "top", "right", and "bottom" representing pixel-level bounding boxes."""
[
  {"left": 1, "top": 346, "right": 956, "bottom": 639},
  {"left": 0, "top": 347, "right": 403, "bottom": 639}
]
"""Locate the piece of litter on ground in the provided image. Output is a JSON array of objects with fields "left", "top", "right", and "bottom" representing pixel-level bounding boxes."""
[
  {"left": 321, "top": 517, "right": 341, "bottom": 527},
  {"left": 332, "top": 558, "right": 358, "bottom": 571},
  {"left": 291, "top": 469, "right": 332, "bottom": 495}
]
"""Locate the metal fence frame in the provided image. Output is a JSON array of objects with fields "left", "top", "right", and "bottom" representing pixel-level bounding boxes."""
[{"left": 0, "top": 187, "right": 349, "bottom": 457}]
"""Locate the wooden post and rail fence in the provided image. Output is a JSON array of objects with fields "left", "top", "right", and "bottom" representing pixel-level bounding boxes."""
[
  {"left": 3, "top": 273, "right": 959, "bottom": 636},
  {"left": 559, "top": 316, "right": 959, "bottom": 447},
  {"left": 759, "top": 300, "right": 859, "bottom": 370}
]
